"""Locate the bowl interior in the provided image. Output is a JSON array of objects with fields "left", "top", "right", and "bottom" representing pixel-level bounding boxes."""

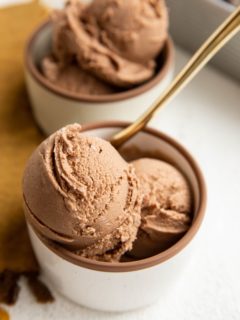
[{"left": 31, "top": 23, "right": 52, "bottom": 69}]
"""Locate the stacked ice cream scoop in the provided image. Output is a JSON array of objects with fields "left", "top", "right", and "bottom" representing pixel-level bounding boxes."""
[
  {"left": 42, "top": 0, "right": 169, "bottom": 94},
  {"left": 23, "top": 124, "right": 192, "bottom": 261}
]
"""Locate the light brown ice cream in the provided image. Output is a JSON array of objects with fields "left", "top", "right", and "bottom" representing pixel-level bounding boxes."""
[
  {"left": 85, "top": 0, "right": 168, "bottom": 64},
  {"left": 23, "top": 127, "right": 192, "bottom": 263},
  {"left": 42, "top": 56, "right": 115, "bottom": 95},
  {"left": 23, "top": 124, "right": 141, "bottom": 262},
  {"left": 129, "top": 158, "right": 192, "bottom": 259},
  {"left": 42, "top": 0, "right": 169, "bottom": 91}
]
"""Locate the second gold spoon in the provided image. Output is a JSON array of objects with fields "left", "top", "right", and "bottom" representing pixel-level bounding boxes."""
[{"left": 111, "top": 6, "right": 240, "bottom": 148}]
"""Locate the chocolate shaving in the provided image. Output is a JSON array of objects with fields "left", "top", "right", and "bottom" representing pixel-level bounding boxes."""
[
  {"left": 26, "top": 274, "right": 54, "bottom": 303},
  {"left": 0, "top": 271, "right": 54, "bottom": 305},
  {"left": 0, "top": 270, "right": 20, "bottom": 305}
]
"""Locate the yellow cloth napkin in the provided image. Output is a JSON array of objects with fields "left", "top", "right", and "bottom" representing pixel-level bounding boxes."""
[{"left": 0, "top": 0, "right": 53, "bottom": 306}]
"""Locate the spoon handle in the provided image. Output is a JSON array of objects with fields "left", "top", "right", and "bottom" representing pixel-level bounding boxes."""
[{"left": 111, "top": 6, "right": 240, "bottom": 148}]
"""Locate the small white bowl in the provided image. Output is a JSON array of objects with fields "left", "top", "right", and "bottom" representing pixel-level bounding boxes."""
[
  {"left": 25, "top": 121, "right": 206, "bottom": 312},
  {"left": 167, "top": 0, "right": 240, "bottom": 81},
  {"left": 24, "top": 22, "right": 174, "bottom": 135}
]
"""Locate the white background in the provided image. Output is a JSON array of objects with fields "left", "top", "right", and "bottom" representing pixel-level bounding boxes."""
[{"left": 2, "top": 0, "right": 240, "bottom": 319}]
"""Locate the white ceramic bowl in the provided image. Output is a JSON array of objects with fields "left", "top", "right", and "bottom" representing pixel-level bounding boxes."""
[
  {"left": 24, "top": 22, "right": 174, "bottom": 135},
  {"left": 167, "top": 0, "right": 240, "bottom": 81},
  {"left": 25, "top": 121, "right": 206, "bottom": 312}
]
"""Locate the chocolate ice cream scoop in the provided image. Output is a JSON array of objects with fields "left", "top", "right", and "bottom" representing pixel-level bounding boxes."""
[
  {"left": 42, "top": 56, "right": 116, "bottom": 95},
  {"left": 129, "top": 158, "right": 192, "bottom": 259},
  {"left": 42, "top": 0, "right": 168, "bottom": 90},
  {"left": 85, "top": 0, "right": 168, "bottom": 64},
  {"left": 23, "top": 124, "right": 141, "bottom": 261}
]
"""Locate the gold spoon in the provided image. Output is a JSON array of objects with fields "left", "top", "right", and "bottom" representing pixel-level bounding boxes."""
[{"left": 111, "top": 6, "right": 240, "bottom": 148}]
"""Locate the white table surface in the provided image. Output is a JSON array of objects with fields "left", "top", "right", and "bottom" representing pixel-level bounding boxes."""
[{"left": 4, "top": 46, "right": 240, "bottom": 320}]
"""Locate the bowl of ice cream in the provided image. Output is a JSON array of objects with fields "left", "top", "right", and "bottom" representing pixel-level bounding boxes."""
[
  {"left": 24, "top": 0, "right": 174, "bottom": 135},
  {"left": 23, "top": 121, "right": 206, "bottom": 312}
]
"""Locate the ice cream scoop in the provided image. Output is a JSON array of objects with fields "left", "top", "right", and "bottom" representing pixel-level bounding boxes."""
[
  {"left": 110, "top": 6, "right": 240, "bottom": 147},
  {"left": 42, "top": 0, "right": 169, "bottom": 89},
  {"left": 129, "top": 158, "right": 192, "bottom": 259},
  {"left": 23, "top": 124, "right": 141, "bottom": 261},
  {"left": 42, "top": 56, "right": 116, "bottom": 95},
  {"left": 85, "top": 0, "right": 168, "bottom": 64}
]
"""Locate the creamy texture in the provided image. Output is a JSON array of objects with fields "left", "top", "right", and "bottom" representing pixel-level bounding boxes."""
[
  {"left": 129, "top": 158, "right": 192, "bottom": 259},
  {"left": 85, "top": 0, "right": 169, "bottom": 64},
  {"left": 23, "top": 124, "right": 141, "bottom": 261},
  {"left": 42, "top": 56, "right": 115, "bottom": 95},
  {"left": 42, "top": 0, "right": 168, "bottom": 91},
  {"left": 23, "top": 128, "right": 193, "bottom": 262}
]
